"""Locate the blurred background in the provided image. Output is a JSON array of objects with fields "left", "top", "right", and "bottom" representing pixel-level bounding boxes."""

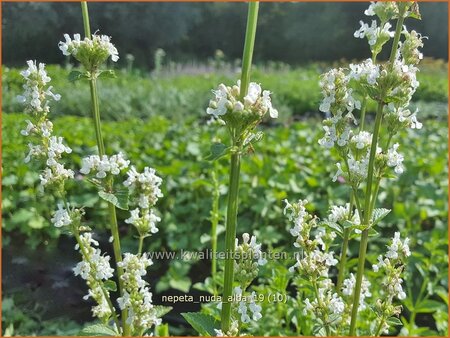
[
  {"left": 2, "top": 1, "right": 448, "bottom": 336},
  {"left": 2, "top": 2, "right": 448, "bottom": 68}
]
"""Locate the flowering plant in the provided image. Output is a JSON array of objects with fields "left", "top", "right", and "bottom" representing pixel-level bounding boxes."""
[
  {"left": 17, "top": 2, "right": 169, "bottom": 336},
  {"left": 283, "top": 1, "right": 424, "bottom": 335}
]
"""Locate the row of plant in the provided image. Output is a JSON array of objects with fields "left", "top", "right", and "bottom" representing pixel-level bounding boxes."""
[{"left": 2, "top": 59, "right": 447, "bottom": 121}]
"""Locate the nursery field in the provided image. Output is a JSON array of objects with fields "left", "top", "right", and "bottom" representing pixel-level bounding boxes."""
[{"left": 2, "top": 61, "right": 449, "bottom": 336}]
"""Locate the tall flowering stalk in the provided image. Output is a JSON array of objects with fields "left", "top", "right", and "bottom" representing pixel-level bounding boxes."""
[
  {"left": 285, "top": 1, "right": 423, "bottom": 335},
  {"left": 18, "top": 2, "right": 167, "bottom": 336},
  {"left": 204, "top": 1, "right": 278, "bottom": 334},
  {"left": 77, "top": 2, "right": 130, "bottom": 334}
]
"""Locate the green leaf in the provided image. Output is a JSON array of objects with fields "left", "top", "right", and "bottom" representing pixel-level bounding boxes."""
[
  {"left": 169, "top": 278, "right": 191, "bottom": 293},
  {"left": 415, "top": 299, "right": 444, "bottom": 313},
  {"left": 205, "top": 143, "right": 230, "bottom": 161},
  {"left": 98, "top": 69, "right": 117, "bottom": 79},
  {"left": 181, "top": 312, "right": 219, "bottom": 336},
  {"left": 98, "top": 189, "right": 129, "bottom": 210},
  {"left": 78, "top": 323, "right": 118, "bottom": 336},
  {"left": 408, "top": 3, "right": 422, "bottom": 20},
  {"left": 371, "top": 208, "right": 391, "bottom": 226},
  {"left": 155, "top": 323, "right": 169, "bottom": 336},
  {"left": 154, "top": 305, "right": 172, "bottom": 318},
  {"left": 368, "top": 227, "right": 379, "bottom": 237},
  {"left": 386, "top": 316, "right": 403, "bottom": 326},
  {"left": 68, "top": 70, "right": 87, "bottom": 83},
  {"left": 103, "top": 280, "right": 117, "bottom": 292},
  {"left": 319, "top": 221, "right": 342, "bottom": 237}
]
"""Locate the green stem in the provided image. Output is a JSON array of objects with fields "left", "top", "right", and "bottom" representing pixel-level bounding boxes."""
[
  {"left": 211, "top": 166, "right": 220, "bottom": 295},
  {"left": 138, "top": 235, "right": 144, "bottom": 255},
  {"left": 81, "top": 2, "right": 91, "bottom": 39},
  {"left": 336, "top": 195, "right": 354, "bottom": 292},
  {"left": 221, "top": 2, "right": 259, "bottom": 332},
  {"left": 89, "top": 78, "right": 106, "bottom": 155},
  {"left": 349, "top": 101, "right": 384, "bottom": 335},
  {"left": 239, "top": 1, "right": 259, "bottom": 100},
  {"left": 81, "top": 3, "right": 129, "bottom": 335},
  {"left": 221, "top": 150, "right": 241, "bottom": 332},
  {"left": 359, "top": 97, "right": 368, "bottom": 131}
]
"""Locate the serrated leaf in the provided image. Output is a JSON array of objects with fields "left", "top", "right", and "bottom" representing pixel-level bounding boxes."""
[
  {"left": 181, "top": 312, "right": 218, "bottom": 336},
  {"left": 104, "top": 280, "right": 117, "bottom": 292},
  {"left": 68, "top": 70, "right": 87, "bottom": 83},
  {"left": 408, "top": 3, "right": 421, "bottom": 20},
  {"left": 155, "top": 323, "right": 169, "bottom": 336},
  {"left": 320, "top": 220, "right": 342, "bottom": 237},
  {"left": 154, "top": 305, "right": 172, "bottom": 318},
  {"left": 372, "top": 208, "right": 391, "bottom": 226},
  {"left": 386, "top": 316, "right": 403, "bottom": 326},
  {"left": 98, "top": 69, "right": 117, "bottom": 79},
  {"left": 205, "top": 143, "right": 230, "bottom": 161},
  {"left": 78, "top": 323, "right": 118, "bottom": 336},
  {"left": 98, "top": 189, "right": 129, "bottom": 210}
]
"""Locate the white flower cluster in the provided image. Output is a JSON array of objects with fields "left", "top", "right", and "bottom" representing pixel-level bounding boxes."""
[
  {"left": 123, "top": 166, "right": 163, "bottom": 236},
  {"left": 124, "top": 167, "right": 163, "bottom": 209},
  {"left": 51, "top": 203, "right": 72, "bottom": 228},
  {"left": 304, "top": 288, "right": 345, "bottom": 317},
  {"left": 319, "top": 68, "right": 361, "bottom": 115},
  {"left": 234, "top": 287, "right": 262, "bottom": 323},
  {"left": 125, "top": 208, "right": 160, "bottom": 235},
  {"left": 285, "top": 199, "right": 344, "bottom": 325},
  {"left": 18, "top": 62, "right": 74, "bottom": 189},
  {"left": 207, "top": 81, "right": 278, "bottom": 119},
  {"left": 16, "top": 60, "right": 61, "bottom": 114},
  {"left": 80, "top": 153, "right": 130, "bottom": 178},
  {"left": 385, "top": 103, "right": 422, "bottom": 132},
  {"left": 342, "top": 273, "right": 372, "bottom": 310},
  {"left": 351, "top": 131, "right": 372, "bottom": 150},
  {"left": 234, "top": 233, "right": 266, "bottom": 286},
  {"left": 214, "top": 320, "right": 239, "bottom": 337},
  {"left": 117, "top": 253, "right": 161, "bottom": 332},
  {"left": 386, "top": 143, "right": 405, "bottom": 174},
  {"left": 328, "top": 204, "right": 350, "bottom": 223},
  {"left": 373, "top": 232, "right": 410, "bottom": 300},
  {"left": 59, "top": 33, "right": 119, "bottom": 68},
  {"left": 364, "top": 1, "right": 399, "bottom": 19},
  {"left": 73, "top": 232, "right": 114, "bottom": 321},
  {"left": 348, "top": 59, "right": 381, "bottom": 85},
  {"left": 354, "top": 20, "right": 394, "bottom": 47},
  {"left": 283, "top": 198, "right": 309, "bottom": 240}
]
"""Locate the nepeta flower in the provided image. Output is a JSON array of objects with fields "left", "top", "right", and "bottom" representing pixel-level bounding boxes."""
[
  {"left": 117, "top": 253, "right": 161, "bottom": 333},
  {"left": 124, "top": 166, "right": 163, "bottom": 208},
  {"left": 207, "top": 81, "right": 278, "bottom": 124},
  {"left": 125, "top": 208, "right": 160, "bottom": 235},
  {"left": 351, "top": 131, "right": 372, "bottom": 150},
  {"left": 59, "top": 33, "right": 119, "bottom": 69},
  {"left": 234, "top": 233, "right": 266, "bottom": 285},
  {"left": 16, "top": 60, "right": 60, "bottom": 114},
  {"left": 354, "top": 20, "right": 394, "bottom": 55},
  {"left": 51, "top": 203, "right": 72, "bottom": 228},
  {"left": 373, "top": 232, "right": 410, "bottom": 300},
  {"left": 348, "top": 58, "right": 380, "bottom": 85},
  {"left": 73, "top": 232, "right": 114, "bottom": 322},
  {"left": 80, "top": 153, "right": 130, "bottom": 178},
  {"left": 386, "top": 143, "right": 405, "bottom": 174},
  {"left": 342, "top": 273, "right": 372, "bottom": 310},
  {"left": 364, "top": 1, "right": 399, "bottom": 21}
]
